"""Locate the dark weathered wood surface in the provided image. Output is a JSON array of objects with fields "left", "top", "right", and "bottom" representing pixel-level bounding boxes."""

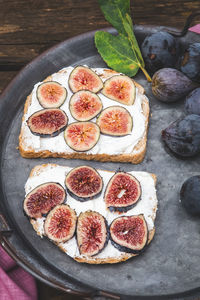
[
  {"left": 0, "top": 1, "right": 200, "bottom": 299},
  {"left": 0, "top": 0, "right": 200, "bottom": 94}
]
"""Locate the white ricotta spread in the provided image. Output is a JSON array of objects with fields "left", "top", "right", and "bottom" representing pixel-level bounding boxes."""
[
  {"left": 25, "top": 164, "right": 157, "bottom": 261},
  {"left": 21, "top": 66, "right": 147, "bottom": 155}
]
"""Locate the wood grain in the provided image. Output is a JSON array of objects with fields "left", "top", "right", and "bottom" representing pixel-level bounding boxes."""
[
  {"left": 0, "top": 0, "right": 200, "bottom": 75},
  {"left": 0, "top": 1, "right": 200, "bottom": 91}
]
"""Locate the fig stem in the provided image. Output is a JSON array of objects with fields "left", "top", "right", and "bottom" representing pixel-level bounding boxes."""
[{"left": 140, "top": 66, "right": 152, "bottom": 82}]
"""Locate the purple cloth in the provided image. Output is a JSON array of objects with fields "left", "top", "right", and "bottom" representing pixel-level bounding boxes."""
[
  {"left": 189, "top": 24, "right": 200, "bottom": 34},
  {"left": 0, "top": 246, "right": 37, "bottom": 300}
]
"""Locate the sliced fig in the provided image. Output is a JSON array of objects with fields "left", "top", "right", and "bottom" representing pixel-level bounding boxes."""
[
  {"left": 23, "top": 182, "right": 66, "bottom": 219},
  {"left": 65, "top": 166, "right": 103, "bottom": 201},
  {"left": 96, "top": 106, "right": 133, "bottom": 136},
  {"left": 27, "top": 108, "right": 68, "bottom": 137},
  {"left": 102, "top": 75, "right": 136, "bottom": 105},
  {"left": 69, "top": 90, "right": 103, "bottom": 121},
  {"left": 37, "top": 81, "right": 67, "bottom": 108},
  {"left": 77, "top": 211, "right": 108, "bottom": 256},
  {"left": 68, "top": 66, "right": 103, "bottom": 93},
  {"left": 104, "top": 172, "right": 141, "bottom": 212},
  {"left": 44, "top": 204, "right": 77, "bottom": 243},
  {"left": 110, "top": 215, "right": 148, "bottom": 254},
  {"left": 64, "top": 122, "right": 100, "bottom": 152}
]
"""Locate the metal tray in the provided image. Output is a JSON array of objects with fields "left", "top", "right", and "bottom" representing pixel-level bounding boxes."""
[{"left": 1, "top": 26, "right": 200, "bottom": 300}]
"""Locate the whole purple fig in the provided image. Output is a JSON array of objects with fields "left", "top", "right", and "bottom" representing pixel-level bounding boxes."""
[
  {"left": 180, "top": 43, "right": 200, "bottom": 83},
  {"left": 185, "top": 87, "right": 200, "bottom": 115},
  {"left": 141, "top": 31, "right": 180, "bottom": 75},
  {"left": 162, "top": 114, "right": 200, "bottom": 157},
  {"left": 152, "top": 68, "right": 197, "bottom": 103}
]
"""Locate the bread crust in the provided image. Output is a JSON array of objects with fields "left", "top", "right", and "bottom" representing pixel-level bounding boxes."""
[
  {"left": 28, "top": 164, "right": 157, "bottom": 264},
  {"left": 19, "top": 68, "right": 149, "bottom": 164}
]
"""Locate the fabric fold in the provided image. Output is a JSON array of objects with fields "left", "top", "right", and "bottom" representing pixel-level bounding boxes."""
[{"left": 0, "top": 246, "right": 37, "bottom": 300}]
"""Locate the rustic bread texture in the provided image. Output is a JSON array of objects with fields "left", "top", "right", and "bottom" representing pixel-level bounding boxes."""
[
  {"left": 19, "top": 68, "right": 150, "bottom": 164},
  {"left": 28, "top": 164, "right": 157, "bottom": 264}
]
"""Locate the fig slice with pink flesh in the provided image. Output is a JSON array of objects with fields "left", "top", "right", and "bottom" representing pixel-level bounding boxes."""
[
  {"left": 37, "top": 81, "right": 67, "bottom": 108},
  {"left": 64, "top": 121, "right": 100, "bottom": 152},
  {"left": 69, "top": 90, "right": 103, "bottom": 121},
  {"left": 77, "top": 210, "right": 108, "bottom": 256},
  {"left": 110, "top": 215, "right": 148, "bottom": 253},
  {"left": 102, "top": 75, "right": 136, "bottom": 105},
  {"left": 68, "top": 66, "right": 103, "bottom": 93},
  {"left": 65, "top": 166, "right": 103, "bottom": 201},
  {"left": 23, "top": 182, "right": 66, "bottom": 219},
  {"left": 44, "top": 204, "right": 77, "bottom": 243},
  {"left": 96, "top": 106, "right": 133, "bottom": 136},
  {"left": 27, "top": 108, "right": 68, "bottom": 137},
  {"left": 104, "top": 172, "right": 141, "bottom": 212}
]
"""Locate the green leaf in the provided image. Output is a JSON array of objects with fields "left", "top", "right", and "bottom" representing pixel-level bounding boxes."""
[
  {"left": 95, "top": 31, "right": 139, "bottom": 77},
  {"left": 123, "top": 14, "right": 145, "bottom": 67},
  {"left": 98, "top": 0, "right": 130, "bottom": 35},
  {"left": 125, "top": 13, "right": 133, "bottom": 30},
  {"left": 96, "top": 0, "right": 151, "bottom": 81}
]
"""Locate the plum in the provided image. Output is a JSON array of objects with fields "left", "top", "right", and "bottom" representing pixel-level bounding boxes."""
[
  {"left": 180, "top": 176, "right": 200, "bottom": 216},
  {"left": 141, "top": 31, "right": 180, "bottom": 74}
]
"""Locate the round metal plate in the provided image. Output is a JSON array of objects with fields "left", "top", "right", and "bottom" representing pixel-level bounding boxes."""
[{"left": 1, "top": 26, "right": 200, "bottom": 299}]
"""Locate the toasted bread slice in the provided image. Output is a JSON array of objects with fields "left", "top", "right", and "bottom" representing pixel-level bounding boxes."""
[
  {"left": 26, "top": 164, "right": 157, "bottom": 264},
  {"left": 19, "top": 67, "right": 149, "bottom": 164}
]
